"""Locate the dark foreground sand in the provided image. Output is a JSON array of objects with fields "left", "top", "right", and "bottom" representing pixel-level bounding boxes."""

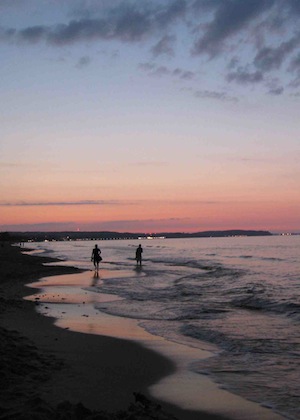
[{"left": 0, "top": 243, "right": 230, "bottom": 420}]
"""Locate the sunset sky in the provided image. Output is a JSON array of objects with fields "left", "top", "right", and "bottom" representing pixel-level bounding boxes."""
[{"left": 1, "top": 0, "right": 299, "bottom": 233}]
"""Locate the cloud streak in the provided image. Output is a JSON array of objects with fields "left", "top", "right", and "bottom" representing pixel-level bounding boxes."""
[
  {"left": 1, "top": 1, "right": 186, "bottom": 45},
  {"left": 226, "top": 68, "right": 264, "bottom": 84},
  {"left": 76, "top": 55, "right": 91, "bottom": 68},
  {"left": 139, "top": 62, "right": 196, "bottom": 80},
  {"left": 0, "top": 198, "right": 233, "bottom": 208},
  {"left": 151, "top": 34, "right": 176, "bottom": 57},
  {"left": 0, "top": 221, "right": 78, "bottom": 231},
  {"left": 194, "top": 89, "right": 238, "bottom": 102},
  {"left": 0, "top": 200, "right": 134, "bottom": 207}
]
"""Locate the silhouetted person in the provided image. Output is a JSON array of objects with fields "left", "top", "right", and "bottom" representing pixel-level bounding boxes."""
[
  {"left": 136, "top": 244, "right": 143, "bottom": 266},
  {"left": 91, "top": 244, "right": 102, "bottom": 271}
]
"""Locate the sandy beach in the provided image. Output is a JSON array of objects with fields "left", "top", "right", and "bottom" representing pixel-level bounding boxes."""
[{"left": 0, "top": 243, "right": 232, "bottom": 420}]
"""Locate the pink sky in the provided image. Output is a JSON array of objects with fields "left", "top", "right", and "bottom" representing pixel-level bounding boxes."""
[{"left": 0, "top": 1, "right": 299, "bottom": 233}]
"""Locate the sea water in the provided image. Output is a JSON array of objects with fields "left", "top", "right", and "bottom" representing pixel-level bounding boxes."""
[{"left": 27, "top": 236, "right": 300, "bottom": 419}]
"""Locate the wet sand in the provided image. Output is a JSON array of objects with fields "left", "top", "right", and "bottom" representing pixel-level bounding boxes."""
[{"left": 24, "top": 266, "right": 284, "bottom": 420}]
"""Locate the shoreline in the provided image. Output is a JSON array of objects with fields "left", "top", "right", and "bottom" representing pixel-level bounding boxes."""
[
  {"left": 23, "top": 265, "right": 285, "bottom": 420},
  {"left": 0, "top": 243, "right": 230, "bottom": 420}
]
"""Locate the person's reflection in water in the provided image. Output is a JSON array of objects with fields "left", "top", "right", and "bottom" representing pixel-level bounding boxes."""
[{"left": 91, "top": 270, "right": 99, "bottom": 287}]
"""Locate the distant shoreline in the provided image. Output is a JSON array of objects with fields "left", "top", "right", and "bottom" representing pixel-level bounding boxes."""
[{"left": 2, "top": 229, "right": 276, "bottom": 243}]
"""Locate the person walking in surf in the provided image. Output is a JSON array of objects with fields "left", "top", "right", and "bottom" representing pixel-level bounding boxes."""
[
  {"left": 91, "top": 244, "right": 102, "bottom": 271},
  {"left": 135, "top": 244, "right": 143, "bottom": 266}
]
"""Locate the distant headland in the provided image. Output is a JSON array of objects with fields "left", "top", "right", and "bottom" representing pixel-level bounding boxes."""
[{"left": 1, "top": 229, "right": 273, "bottom": 243}]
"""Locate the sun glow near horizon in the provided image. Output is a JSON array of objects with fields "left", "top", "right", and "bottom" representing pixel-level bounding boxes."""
[{"left": 0, "top": 197, "right": 299, "bottom": 233}]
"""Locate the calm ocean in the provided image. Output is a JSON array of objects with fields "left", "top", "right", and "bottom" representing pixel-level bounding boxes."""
[{"left": 28, "top": 235, "right": 300, "bottom": 419}]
